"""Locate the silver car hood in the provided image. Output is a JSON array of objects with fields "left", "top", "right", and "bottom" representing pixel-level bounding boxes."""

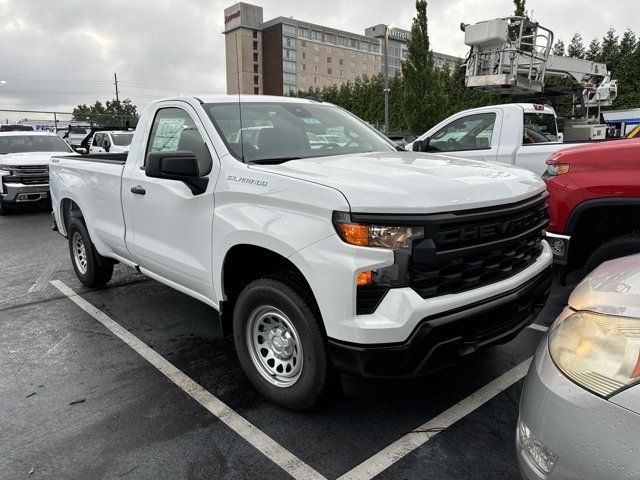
[{"left": 568, "top": 254, "right": 640, "bottom": 319}]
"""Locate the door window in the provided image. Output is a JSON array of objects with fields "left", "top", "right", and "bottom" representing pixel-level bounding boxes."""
[
  {"left": 523, "top": 112, "right": 558, "bottom": 143},
  {"left": 146, "top": 107, "right": 210, "bottom": 173},
  {"left": 429, "top": 113, "right": 496, "bottom": 152},
  {"left": 93, "top": 133, "right": 103, "bottom": 146}
]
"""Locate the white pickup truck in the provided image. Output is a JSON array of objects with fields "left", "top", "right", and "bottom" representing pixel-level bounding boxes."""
[
  {"left": 88, "top": 130, "right": 135, "bottom": 154},
  {"left": 408, "top": 103, "right": 585, "bottom": 176},
  {"left": 0, "top": 131, "right": 74, "bottom": 215},
  {"left": 50, "top": 95, "right": 553, "bottom": 409}
]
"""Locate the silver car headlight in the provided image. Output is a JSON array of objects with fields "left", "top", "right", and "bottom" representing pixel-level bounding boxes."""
[{"left": 549, "top": 311, "right": 640, "bottom": 397}]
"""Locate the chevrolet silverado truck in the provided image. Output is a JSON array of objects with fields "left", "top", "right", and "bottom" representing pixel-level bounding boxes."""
[
  {"left": 0, "top": 131, "right": 74, "bottom": 215},
  {"left": 544, "top": 137, "right": 640, "bottom": 278},
  {"left": 50, "top": 95, "right": 553, "bottom": 409},
  {"left": 408, "top": 103, "right": 587, "bottom": 176}
]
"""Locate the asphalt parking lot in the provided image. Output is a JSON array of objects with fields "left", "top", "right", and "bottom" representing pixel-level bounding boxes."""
[{"left": 1, "top": 209, "right": 585, "bottom": 480}]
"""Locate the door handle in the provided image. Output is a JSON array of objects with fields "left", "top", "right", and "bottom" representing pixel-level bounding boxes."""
[{"left": 130, "top": 185, "right": 146, "bottom": 195}]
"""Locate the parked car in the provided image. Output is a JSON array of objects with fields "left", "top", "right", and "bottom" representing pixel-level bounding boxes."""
[
  {"left": 544, "top": 138, "right": 640, "bottom": 277},
  {"left": 0, "top": 131, "right": 73, "bottom": 215},
  {"left": 517, "top": 254, "right": 640, "bottom": 479},
  {"left": 408, "top": 103, "right": 586, "bottom": 176},
  {"left": 50, "top": 95, "right": 553, "bottom": 409},
  {"left": 88, "top": 130, "right": 134, "bottom": 154}
]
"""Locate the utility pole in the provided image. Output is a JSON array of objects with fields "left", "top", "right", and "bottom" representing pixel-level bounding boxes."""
[
  {"left": 383, "top": 24, "right": 395, "bottom": 136},
  {"left": 114, "top": 73, "right": 119, "bottom": 102}
]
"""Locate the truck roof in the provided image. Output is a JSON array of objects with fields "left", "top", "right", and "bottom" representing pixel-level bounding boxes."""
[
  {"left": 456, "top": 102, "right": 556, "bottom": 116},
  {"left": 0, "top": 131, "right": 59, "bottom": 137},
  {"left": 151, "top": 95, "right": 323, "bottom": 106}
]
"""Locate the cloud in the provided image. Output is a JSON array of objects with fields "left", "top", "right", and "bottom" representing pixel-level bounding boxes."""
[{"left": 0, "top": 0, "right": 637, "bottom": 115}]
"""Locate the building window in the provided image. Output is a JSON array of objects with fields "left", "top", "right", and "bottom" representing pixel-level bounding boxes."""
[
  {"left": 301, "top": 40, "right": 306, "bottom": 48},
  {"left": 350, "top": 61, "right": 356, "bottom": 68},
  {"left": 254, "top": 76, "right": 259, "bottom": 85},
  {"left": 339, "top": 48, "right": 345, "bottom": 56},
  {"left": 283, "top": 36, "right": 296, "bottom": 48},
  {"left": 300, "top": 75, "right": 307, "bottom": 83},
  {"left": 283, "top": 60, "right": 296, "bottom": 72},
  {"left": 362, "top": 63, "right": 367, "bottom": 70},
  {"left": 313, "top": 65, "right": 319, "bottom": 73},
  {"left": 313, "top": 43, "right": 319, "bottom": 52},
  {"left": 327, "top": 67, "right": 332, "bottom": 75},
  {"left": 283, "top": 84, "right": 296, "bottom": 95},
  {"left": 313, "top": 54, "right": 320, "bottom": 62},
  {"left": 312, "top": 30, "right": 321, "bottom": 40},
  {"left": 253, "top": 40, "right": 258, "bottom": 51},
  {"left": 301, "top": 63, "right": 306, "bottom": 71},
  {"left": 253, "top": 52, "right": 258, "bottom": 62},
  {"left": 327, "top": 46, "right": 332, "bottom": 54},
  {"left": 301, "top": 52, "right": 306, "bottom": 60},
  {"left": 254, "top": 86, "right": 259, "bottom": 94},
  {"left": 299, "top": 27, "right": 309, "bottom": 38},
  {"left": 339, "top": 58, "right": 344, "bottom": 66},
  {"left": 338, "top": 36, "right": 346, "bottom": 46},
  {"left": 254, "top": 64, "right": 258, "bottom": 73},
  {"left": 327, "top": 56, "right": 332, "bottom": 64},
  {"left": 284, "top": 72, "right": 297, "bottom": 83},
  {"left": 350, "top": 38, "right": 358, "bottom": 49},
  {"left": 325, "top": 33, "right": 336, "bottom": 44},
  {"left": 339, "top": 69, "right": 344, "bottom": 77},
  {"left": 314, "top": 77, "right": 319, "bottom": 84},
  {"left": 252, "top": 30, "right": 258, "bottom": 39},
  {"left": 283, "top": 24, "right": 296, "bottom": 36},
  {"left": 283, "top": 48, "right": 296, "bottom": 60},
  {"left": 362, "top": 42, "right": 369, "bottom": 52}
]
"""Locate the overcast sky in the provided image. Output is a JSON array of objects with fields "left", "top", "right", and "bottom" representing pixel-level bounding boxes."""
[{"left": 1, "top": 0, "right": 638, "bottom": 114}]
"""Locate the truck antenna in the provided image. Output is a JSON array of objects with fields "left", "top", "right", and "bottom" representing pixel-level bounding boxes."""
[{"left": 235, "top": 33, "right": 245, "bottom": 163}]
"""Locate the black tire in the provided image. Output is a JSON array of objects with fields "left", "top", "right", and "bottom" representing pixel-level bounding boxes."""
[
  {"left": 585, "top": 233, "right": 640, "bottom": 272},
  {"left": 233, "top": 276, "right": 329, "bottom": 410},
  {"left": 0, "top": 197, "right": 10, "bottom": 216},
  {"left": 68, "top": 218, "right": 114, "bottom": 287}
]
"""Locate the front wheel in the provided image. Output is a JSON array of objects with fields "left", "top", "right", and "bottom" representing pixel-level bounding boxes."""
[
  {"left": 233, "top": 276, "right": 329, "bottom": 410},
  {"left": 584, "top": 234, "right": 640, "bottom": 272},
  {"left": 68, "top": 218, "right": 114, "bottom": 287}
]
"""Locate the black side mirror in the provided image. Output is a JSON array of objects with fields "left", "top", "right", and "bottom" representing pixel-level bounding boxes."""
[
  {"left": 102, "top": 139, "right": 111, "bottom": 152},
  {"left": 412, "top": 138, "right": 431, "bottom": 152},
  {"left": 145, "top": 150, "right": 209, "bottom": 195}
]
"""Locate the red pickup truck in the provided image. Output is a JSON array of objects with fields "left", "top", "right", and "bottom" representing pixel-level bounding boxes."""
[{"left": 544, "top": 137, "right": 640, "bottom": 278}]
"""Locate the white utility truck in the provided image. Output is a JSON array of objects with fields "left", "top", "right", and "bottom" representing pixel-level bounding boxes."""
[
  {"left": 50, "top": 95, "right": 553, "bottom": 409},
  {"left": 88, "top": 130, "right": 134, "bottom": 154},
  {"left": 0, "top": 131, "right": 73, "bottom": 215}
]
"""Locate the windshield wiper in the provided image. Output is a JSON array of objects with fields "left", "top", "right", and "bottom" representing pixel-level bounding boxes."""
[{"left": 248, "top": 157, "right": 302, "bottom": 165}]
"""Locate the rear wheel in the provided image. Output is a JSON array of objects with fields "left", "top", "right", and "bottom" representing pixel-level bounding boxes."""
[
  {"left": 68, "top": 218, "right": 114, "bottom": 287},
  {"left": 233, "top": 276, "right": 329, "bottom": 410},
  {"left": 584, "top": 233, "right": 640, "bottom": 272}
]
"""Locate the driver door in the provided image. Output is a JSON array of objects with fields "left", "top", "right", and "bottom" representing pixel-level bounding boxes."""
[
  {"left": 122, "top": 103, "right": 218, "bottom": 301},
  {"left": 427, "top": 110, "right": 502, "bottom": 162}
]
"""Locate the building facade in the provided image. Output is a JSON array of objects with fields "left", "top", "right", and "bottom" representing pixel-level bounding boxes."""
[{"left": 223, "top": 2, "right": 462, "bottom": 96}]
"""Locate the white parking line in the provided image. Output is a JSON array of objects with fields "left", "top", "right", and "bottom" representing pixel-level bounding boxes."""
[
  {"left": 50, "top": 280, "right": 327, "bottom": 480},
  {"left": 527, "top": 323, "right": 549, "bottom": 332},
  {"left": 338, "top": 358, "right": 533, "bottom": 480}
]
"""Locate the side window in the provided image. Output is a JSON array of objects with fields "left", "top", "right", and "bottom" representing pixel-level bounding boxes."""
[
  {"left": 93, "top": 133, "right": 102, "bottom": 146},
  {"left": 145, "top": 107, "right": 211, "bottom": 174},
  {"left": 429, "top": 113, "right": 496, "bottom": 152}
]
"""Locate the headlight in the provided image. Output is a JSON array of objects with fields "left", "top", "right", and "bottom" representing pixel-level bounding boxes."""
[
  {"left": 333, "top": 211, "right": 424, "bottom": 289},
  {"left": 333, "top": 212, "right": 423, "bottom": 249},
  {"left": 549, "top": 311, "right": 640, "bottom": 397},
  {"left": 544, "top": 162, "right": 570, "bottom": 178}
]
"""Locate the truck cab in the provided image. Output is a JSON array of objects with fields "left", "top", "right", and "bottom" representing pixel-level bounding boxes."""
[
  {"left": 89, "top": 130, "right": 134, "bottom": 154},
  {"left": 409, "top": 103, "right": 574, "bottom": 176}
]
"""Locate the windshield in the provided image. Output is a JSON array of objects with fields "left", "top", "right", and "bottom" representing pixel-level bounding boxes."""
[
  {"left": 0, "top": 135, "right": 73, "bottom": 154},
  {"left": 204, "top": 102, "right": 395, "bottom": 162},
  {"left": 111, "top": 133, "right": 134, "bottom": 146},
  {"left": 523, "top": 112, "right": 558, "bottom": 144}
]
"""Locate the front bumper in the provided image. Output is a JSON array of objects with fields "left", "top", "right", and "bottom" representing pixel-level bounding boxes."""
[
  {"left": 517, "top": 328, "right": 640, "bottom": 479},
  {"left": 328, "top": 266, "right": 552, "bottom": 379},
  {"left": 1, "top": 182, "right": 49, "bottom": 203}
]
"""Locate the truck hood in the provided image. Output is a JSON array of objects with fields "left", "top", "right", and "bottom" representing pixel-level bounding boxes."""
[
  {"left": 0, "top": 151, "right": 71, "bottom": 167},
  {"left": 251, "top": 151, "right": 544, "bottom": 213},
  {"left": 569, "top": 254, "right": 640, "bottom": 319}
]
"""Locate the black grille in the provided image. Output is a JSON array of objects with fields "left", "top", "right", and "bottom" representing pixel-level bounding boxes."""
[
  {"left": 409, "top": 194, "right": 549, "bottom": 299},
  {"left": 2, "top": 165, "right": 49, "bottom": 186}
]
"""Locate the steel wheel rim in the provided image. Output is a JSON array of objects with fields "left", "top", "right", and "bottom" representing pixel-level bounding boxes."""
[
  {"left": 72, "top": 232, "right": 88, "bottom": 275},
  {"left": 246, "top": 305, "right": 303, "bottom": 388}
]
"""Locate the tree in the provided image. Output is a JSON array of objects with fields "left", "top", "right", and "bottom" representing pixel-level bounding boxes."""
[
  {"left": 585, "top": 38, "right": 601, "bottom": 61},
  {"left": 400, "top": 0, "right": 447, "bottom": 133},
  {"left": 552, "top": 40, "right": 565, "bottom": 56},
  {"left": 600, "top": 28, "right": 619, "bottom": 63},
  {"left": 72, "top": 99, "right": 138, "bottom": 126},
  {"left": 513, "top": 0, "right": 526, "bottom": 16},
  {"left": 567, "top": 33, "right": 586, "bottom": 59},
  {"left": 619, "top": 29, "right": 637, "bottom": 59}
]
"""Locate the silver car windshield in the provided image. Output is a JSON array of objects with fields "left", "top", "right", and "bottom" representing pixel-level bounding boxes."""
[{"left": 204, "top": 102, "right": 396, "bottom": 162}]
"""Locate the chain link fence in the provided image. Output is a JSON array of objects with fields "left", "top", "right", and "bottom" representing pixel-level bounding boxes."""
[{"left": 0, "top": 109, "right": 138, "bottom": 134}]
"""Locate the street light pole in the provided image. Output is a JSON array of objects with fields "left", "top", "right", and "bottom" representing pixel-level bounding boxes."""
[{"left": 383, "top": 24, "right": 395, "bottom": 136}]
